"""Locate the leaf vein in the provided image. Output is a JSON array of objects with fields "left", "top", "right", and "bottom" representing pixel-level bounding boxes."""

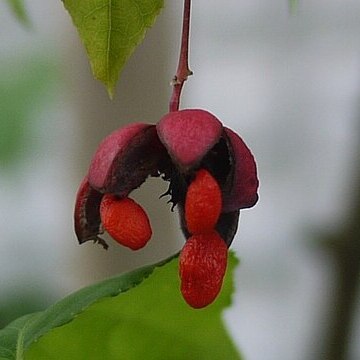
[{"left": 82, "top": 4, "right": 107, "bottom": 21}]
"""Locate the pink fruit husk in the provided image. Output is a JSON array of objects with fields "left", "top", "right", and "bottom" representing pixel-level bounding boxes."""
[{"left": 157, "top": 109, "right": 223, "bottom": 171}]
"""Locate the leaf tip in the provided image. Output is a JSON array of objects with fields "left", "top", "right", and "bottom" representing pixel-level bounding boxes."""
[
  {"left": 107, "top": 86, "right": 115, "bottom": 100},
  {"left": 105, "top": 80, "right": 116, "bottom": 99}
]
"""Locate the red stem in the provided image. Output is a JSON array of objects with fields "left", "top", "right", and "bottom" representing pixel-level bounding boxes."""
[{"left": 169, "top": 0, "right": 192, "bottom": 112}]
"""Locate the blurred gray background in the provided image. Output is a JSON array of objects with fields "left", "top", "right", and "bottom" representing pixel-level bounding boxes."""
[{"left": 1, "top": 1, "right": 360, "bottom": 359}]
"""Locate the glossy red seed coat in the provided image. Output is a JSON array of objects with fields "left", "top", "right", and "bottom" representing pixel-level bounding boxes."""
[
  {"left": 185, "top": 169, "right": 222, "bottom": 234},
  {"left": 179, "top": 231, "right": 228, "bottom": 308},
  {"left": 100, "top": 195, "right": 152, "bottom": 250}
]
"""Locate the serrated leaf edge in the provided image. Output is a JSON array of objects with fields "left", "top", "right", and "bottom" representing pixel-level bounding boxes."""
[{"left": 1, "top": 253, "right": 177, "bottom": 360}]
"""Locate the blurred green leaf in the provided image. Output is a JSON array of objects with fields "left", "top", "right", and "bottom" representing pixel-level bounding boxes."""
[
  {"left": 6, "top": 0, "right": 30, "bottom": 26},
  {"left": 0, "top": 57, "right": 57, "bottom": 167},
  {"left": 289, "top": 0, "right": 298, "bottom": 14},
  {"left": 0, "top": 286, "right": 57, "bottom": 329},
  {"left": 61, "top": 0, "right": 164, "bottom": 97},
  {"left": 0, "top": 253, "right": 240, "bottom": 359}
]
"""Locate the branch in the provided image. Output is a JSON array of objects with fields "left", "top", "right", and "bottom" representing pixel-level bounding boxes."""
[{"left": 169, "top": 0, "right": 192, "bottom": 112}]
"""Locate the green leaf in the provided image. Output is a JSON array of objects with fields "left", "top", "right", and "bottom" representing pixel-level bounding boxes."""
[
  {"left": 0, "top": 252, "right": 240, "bottom": 359},
  {"left": 289, "top": 0, "right": 298, "bottom": 14},
  {"left": 0, "top": 254, "right": 175, "bottom": 360},
  {"left": 6, "top": 0, "right": 30, "bottom": 26},
  {"left": 0, "top": 313, "right": 40, "bottom": 359},
  {"left": 0, "top": 56, "right": 57, "bottom": 167},
  {"left": 61, "top": 0, "right": 164, "bottom": 97},
  {"left": 25, "top": 253, "right": 240, "bottom": 359}
]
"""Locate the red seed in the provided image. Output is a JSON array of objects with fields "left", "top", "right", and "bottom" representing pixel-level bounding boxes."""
[
  {"left": 185, "top": 169, "right": 222, "bottom": 234},
  {"left": 179, "top": 231, "right": 228, "bottom": 308},
  {"left": 100, "top": 195, "right": 152, "bottom": 250}
]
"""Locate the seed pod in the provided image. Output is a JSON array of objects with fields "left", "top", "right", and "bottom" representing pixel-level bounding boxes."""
[
  {"left": 222, "top": 128, "right": 259, "bottom": 212},
  {"left": 74, "top": 176, "right": 108, "bottom": 249},
  {"left": 88, "top": 124, "right": 165, "bottom": 197},
  {"left": 157, "top": 109, "right": 223, "bottom": 170}
]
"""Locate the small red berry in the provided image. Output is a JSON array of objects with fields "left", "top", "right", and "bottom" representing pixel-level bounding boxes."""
[
  {"left": 185, "top": 169, "right": 222, "bottom": 234},
  {"left": 100, "top": 195, "right": 152, "bottom": 250},
  {"left": 179, "top": 231, "right": 228, "bottom": 308}
]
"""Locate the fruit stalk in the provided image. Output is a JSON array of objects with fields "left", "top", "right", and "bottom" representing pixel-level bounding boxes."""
[{"left": 169, "top": 0, "right": 192, "bottom": 112}]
